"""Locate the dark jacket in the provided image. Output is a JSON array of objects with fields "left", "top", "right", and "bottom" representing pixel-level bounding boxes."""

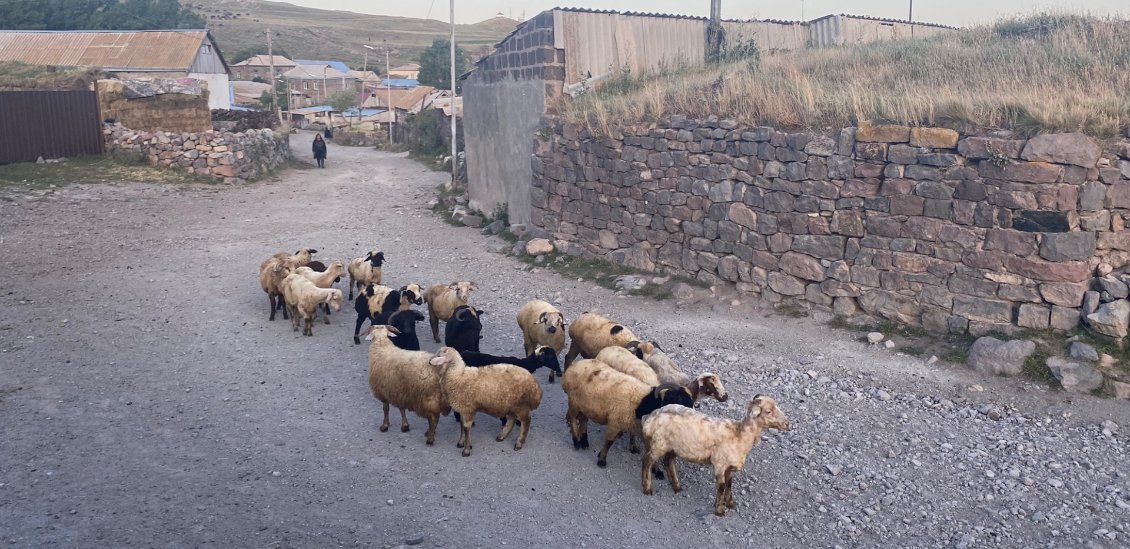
[{"left": 313, "top": 139, "right": 327, "bottom": 160}]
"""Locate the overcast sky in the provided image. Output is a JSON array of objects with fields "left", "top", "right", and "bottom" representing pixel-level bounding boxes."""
[{"left": 280, "top": 0, "right": 1127, "bottom": 26}]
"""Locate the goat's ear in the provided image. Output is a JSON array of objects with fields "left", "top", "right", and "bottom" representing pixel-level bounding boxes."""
[{"left": 610, "top": 325, "right": 624, "bottom": 335}]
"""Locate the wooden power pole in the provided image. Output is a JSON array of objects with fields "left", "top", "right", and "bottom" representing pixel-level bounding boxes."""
[
  {"left": 268, "top": 28, "right": 281, "bottom": 122},
  {"left": 449, "top": 0, "right": 457, "bottom": 187}
]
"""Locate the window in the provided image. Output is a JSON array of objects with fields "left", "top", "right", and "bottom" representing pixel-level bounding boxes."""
[
  {"left": 314, "top": 82, "right": 319, "bottom": 90},
  {"left": 202, "top": 44, "right": 212, "bottom": 54},
  {"left": 303, "top": 81, "right": 309, "bottom": 90}
]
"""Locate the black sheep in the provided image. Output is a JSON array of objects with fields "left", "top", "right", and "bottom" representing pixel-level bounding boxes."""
[
  {"left": 387, "top": 310, "right": 425, "bottom": 351},
  {"left": 352, "top": 284, "right": 402, "bottom": 345},
  {"left": 443, "top": 305, "right": 483, "bottom": 353}
]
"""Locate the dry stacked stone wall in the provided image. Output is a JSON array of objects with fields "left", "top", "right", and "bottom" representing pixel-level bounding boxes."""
[
  {"left": 104, "top": 123, "right": 291, "bottom": 183},
  {"left": 531, "top": 116, "right": 1130, "bottom": 335}
]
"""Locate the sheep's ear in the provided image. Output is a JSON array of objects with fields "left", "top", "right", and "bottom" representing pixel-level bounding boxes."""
[
  {"left": 448, "top": 282, "right": 459, "bottom": 289},
  {"left": 650, "top": 340, "right": 663, "bottom": 352},
  {"left": 413, "top": 311, "right": 426, "bottom": 321},
  {"left": 309, "top": 249, "right": 318, "bottom": 254},
  {"left": 538, "top": 312, "right": 548, "bottom": 323},
  {"left": 476, "top": 309, "right": 485, "bottom": 316},
  {"left": 386, "top": 325, "right": 401, "bottom": 334},
  {"left": 469, "top": 282, "right": 478, "bottom": 290},
  {"left": 429, "top": 356, "right": 448, "bottom": 367},
  {"left": 610, "top": 325, "right": 624, "bottom": 335}
]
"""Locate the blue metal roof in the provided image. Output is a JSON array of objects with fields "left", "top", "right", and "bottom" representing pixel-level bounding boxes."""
[
  {"left": 295, "top": 60, "right": 351, "bottom": 74},
  {"left": 381, "top": 78, "right": 419, "bottom": 88}
]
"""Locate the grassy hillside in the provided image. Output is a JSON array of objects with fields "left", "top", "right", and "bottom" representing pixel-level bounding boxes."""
[
  {"left": 186, "top": 0, "right": 516, "bottom": 71},
  {"left": 566, "top": 13, "right": 1130, "bottom": 138}
]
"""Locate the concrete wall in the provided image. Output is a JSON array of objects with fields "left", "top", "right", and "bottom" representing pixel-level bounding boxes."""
[{"left": 532, "top": 117, "right": 1130, "bottom": 335}]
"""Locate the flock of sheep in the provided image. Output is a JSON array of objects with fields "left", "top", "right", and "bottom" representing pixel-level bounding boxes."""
[{"left": 258, "top": 247, "right": 791, "bottom": 516}]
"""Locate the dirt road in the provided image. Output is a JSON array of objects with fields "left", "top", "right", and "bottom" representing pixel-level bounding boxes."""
[{"left": 2, "top": 135, "right": 1127, "bottom": 548}]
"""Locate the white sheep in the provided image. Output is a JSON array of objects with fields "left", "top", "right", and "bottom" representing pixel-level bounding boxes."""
[
  {"left": 423, "top": 281, "right": 476, "bottom": 343},
  {"left": 561, "top": 359, "right": 694, "bottom": 468},
  {"left": 363, "top": 325, "right": 451, "bottom": 445},
  {"left": 294, "top": 260, "right": 345, "bottom": 323},
  {"left": 347, "top": 251, "right": 385, "bottom": 300},
  {"left": 258, "top": 247, "right": 317, "bottom": 321},
  {"left": 563, "top": 312, "right": 639, "bottom": 368},
  {"left": 633, "top": 341, "right": 729, "bottom": 404},
  {"left": 516, "top": 299, "right": 567, "bottom": 382},
  {"left": 595, "top": 346, "right": 660, "bottom": 386},
  {"left": 430, "top": 347, "right": 543, "bottom": 457},
  {"left": 281, "top": 273, "right": 343, "bottom": 336},
  {"left": 641, "top": 395, "right": 791, "bottom": 516}
]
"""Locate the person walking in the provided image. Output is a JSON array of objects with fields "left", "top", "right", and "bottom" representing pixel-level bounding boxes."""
[{"left": 312, "top": 133, "right": 327, "bottom": 169}]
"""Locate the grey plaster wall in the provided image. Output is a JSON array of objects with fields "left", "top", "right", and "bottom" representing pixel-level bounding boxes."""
[{"left": 462, "top": 76, "right": 545, "bottom": 224}]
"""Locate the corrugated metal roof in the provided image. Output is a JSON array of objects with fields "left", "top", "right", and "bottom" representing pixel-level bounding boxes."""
[
  {"left": 294, "top": 60, "right": 351, "bottom": 74},
  {"left": 233, "top": 55, "right": 295, "bottom": 67},
  {"left": 810, "top": 13, "right": 960, "bottom": 30},
  {"left": 390, "top": 63, "right": 420, "bottom": 71},
  {"left": 284, "top": 64, "right": 353, "bottom": 80},
  {"left": 0, "top": 30, "right": 226, "bottom": 72}
]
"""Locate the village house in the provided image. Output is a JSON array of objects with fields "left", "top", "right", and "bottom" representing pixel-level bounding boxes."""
[
  {"left": 282, "top": 64, "right": 356, "bottom": 108},
  {"left": 230, "top": 54, "right": 296, "bottom": 81},
  {"left": 0, "top": 29, "right": 232, "bottom": 109},
  {"left": 387, "top": 63, "right": 420, "bottom": 80}
]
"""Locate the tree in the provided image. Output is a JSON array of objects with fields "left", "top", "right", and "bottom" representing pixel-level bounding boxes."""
[
  {"left": 258, "top": 78, "right": 289, "bottom": 111},
  {"left": 327, "top": 90, "right": 359, "bottom": 127},
  {"left": 417, "top": 38, "right": 467, "bottom": 94}
]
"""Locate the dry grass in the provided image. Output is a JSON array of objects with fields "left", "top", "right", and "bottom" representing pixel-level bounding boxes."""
[
  {"left": 563, "top": 13, "right": 1130, "bottom": 138},
  {"left": 0, "top": 61, "right": 102, "bottom": 91}
]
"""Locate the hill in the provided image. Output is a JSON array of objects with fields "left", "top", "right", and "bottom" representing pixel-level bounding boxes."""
[{"left": 186, "top": 0, "right": 516, "bottom": 71}]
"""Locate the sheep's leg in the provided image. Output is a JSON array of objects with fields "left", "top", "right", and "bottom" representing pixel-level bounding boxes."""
[
  {"left": 424, "top": 414, "right": 438, "bottom": 446},
  {"left": 724, "top": 467, "right": 737, "bottom": 509},
  {"left": 304, "top": 314, "right": 314, "bottom": 336},
  {"left": 664, "top": 453, "right": 681, "bottom": 492},
  {"left": 713, "top": 471, "right": 728, "bottom": 516},
  {"left": 428, "top": 310, "right": 441, "bottom": 343},
  {"left": 322, "top": 303, "right": 331, "bottom": 324},
  {"left": 496, "top": 414, "right": 516, "bottom": 442},
  {"left": 566, "top": 406, "right": 589, "bottom": 450},
  {"left": 563, "top": 342, "right": 580, "bottom": 369},
  {"left": 597, "top": 428, "right": 622, "bottom": 468},
  {"left": 289, "top": 305, "right": 300, "bottom": 332},
  {"left": 348, "top": 277, "right": 355, "bottom": 300},
  {"left": 268, "top": 294, "right": 278, "bottom": 321},
  {"left": 352, "top": 312, "right": 368, "bottom": 345},
  {"left": 399, "top": 408, "right": 410, "bottom": 432},
  {"left": 628, "top": 432, "right": 640, "bottom": 454},
  {"left": 379, "top": 401, "right": 390, "bottom": 432},
  {"left": 514, "top": 411, "right": 531, "bottom": 450},
  {"left": 280, "top": 294, "right": 289, "bottom": 320},
  {"left": 459, "top": 414, "right": 474, "bottom": 457},
  {"left": 641, "top": 452, "right": 656, "bottom": 495}
]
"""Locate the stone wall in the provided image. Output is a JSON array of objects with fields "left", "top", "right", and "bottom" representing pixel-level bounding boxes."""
[
  {"left": 97, "top": 80, "right": 212, "bottom": 134},
  {"left": 103, "top": 123, "right": 291, "bottom": 183},
  {"left": 532, "top": 117, "right": 1130, "bottom": 335}
]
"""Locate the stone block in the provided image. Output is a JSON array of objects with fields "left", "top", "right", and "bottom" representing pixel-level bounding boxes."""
[
  {"left": 1050, "top": 305, "right": 1082, "bottom": 331},
  {"left": 918, "top": 153, "right": 961, "bottom": 167},
  {"left": 888, "top": 144, "right": 919, "bottom": 164},
  {"left": 910, "top": 127, "right": 960, "bottom": 149},
  {"left": 966, "top": 337, "right": 1035, "bottom": 376},
  {"left": 779, "top": 251, "right": 826, "bottom": 281},
  {"left": 1003, "top": 256, "right": 1089, "bottom": 283},
  {"left": 1012, "top": 210, "right": 1072, "bottom": 233},
  {"left": 1046, "top": 357, "right": 1105, "bottom": 393},
  {"left": 954, "top": 180, "right": 988, "bottom": 201},
  {"left": 905, "top": 165, "right": 944, "bottom": 181},
  {"left": 792, "top": 235, "right": 845, "bottom": 260},
  {"left": 1038, "top": 232, "right": 1096, "bottom": 262},
  {"left": 1016, "top": 303, "right": 1051, "bottom": 329},
  {"left": 914, "top": 181, "right": 954, "bottom": 199},
  {"left": 1079, "top": 181, "right": 1106, "bottom": 211},
  {"left": 858, "top": 289, "right": 921, "bottom": 324},
  {"left": 957, "top": 137, "right": 1025, "bottom": 159},
  {"left": 833, "top": 296, "right": 860, "bottom": 317},
  {"left": 855, "top": 142, "right": 887, "bottom": 162},
  {"left": 727, "top": 202, "right": 757, "bottom": 229},
  {"left": 1107, "top": 183, "right": 1130, "bottom": 208},
  {"left": 953, "top": 296, "right": 1013, "bottom": 323},
  {"left": 1039, "top": 282, "right": 1087, "bottom": 307},
  {"left": 804, "top": 136, "right": 836, "bottom": 156},
  {"left": 855, "top": 122, "right": 911, "bottom": 143},
  {"left": 1021, "top": 133, "right": 1102, "bottom": 168},
  {"left": 767, "top": 272, "right": 806, "bottom": 295},
  {"left": 889, "top": 195, "right": 925, "bottom": 216},
  {"left": 977, "top": 160, "right": 1063, "bottom": 184},
  {"left": 830, "top": 209, "right": 865, "bottom": 237}
]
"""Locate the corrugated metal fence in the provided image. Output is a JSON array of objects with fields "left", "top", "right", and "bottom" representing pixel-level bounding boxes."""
[{"left": 0, "top": 90, "right": 104, "bottom": 164}]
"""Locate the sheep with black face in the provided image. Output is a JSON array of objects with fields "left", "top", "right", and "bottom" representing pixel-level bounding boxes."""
[
  {"left": 423, "top": 281, "right": 476, "bottom": 343},
  {"left": 352, "top": 284, "right": 401, "bottom": 345},
  {"left": 387, "top": 309, "right": 426, "bottom": 351},
  {"left": 347, "top": 251, "right": 385, "bottom": 300},
  {"left": 444, "top": 305, "right": 484, "bottom": 353}
]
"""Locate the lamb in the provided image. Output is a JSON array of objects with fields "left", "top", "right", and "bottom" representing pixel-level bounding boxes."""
[
  {"left": 352, "top": 284, "right": 401, "bottom": 345},
  {"left": 258, "top": 248, "right": 317, "bottom": 321},
  {"left": 363, "top": 325, "right": 451, "bottom": 445},
  {"left": 347, "top": 251, "right": 385, "bottom": 299},
  {"left": 280, "top": 273, "right": 343, "bottom": 336},
  {"left": 430, "top": 346, "right": 543, "bottom": 457},
  {"left": 444, "top": 305, "right": 484, "bottom": 353},
  {"left": 293, "top": 261, "right": 346, "bottom": 323},
  {"left": 641, "top": 395, "right": 791, "bottom": 516},
  {"left": 387, "top": 310, "right": 426, "bottom": 351},
  {"left": 563, "top": 312, "right": 639, "bottom": 368},
  {"left": 631, "top": 341, "right": 729, "bottom": 404},
  {"left": 423, "top": 281, "right": 476, "bottom": 343},
  {"left": 516, "top": 300, "right": 567, "bottom": 383},
  {"left": 561, "top": 359, "right": 693, "bottom": 468}
]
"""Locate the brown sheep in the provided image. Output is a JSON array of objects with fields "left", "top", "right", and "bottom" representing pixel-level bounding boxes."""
[
  {"left": 347, "top": 251, "right": 384, "bottom": 300},
  {"left": 561, "top": 359, "right": 693, "bottom": 468},
  {"left": 423, "top": 281, "right": 476, "bottom": 343},
  {"left": 430, "top": 347, "right": 543, "bottom": 457},
  {"left": 641, "top": 395, "right": 791, "bottom": 516},
  {"left": 258, "top": 248, "right": 317, "bottom": 321},
  {"left": 294, "top": 261, "right": 345, "bottom": 323},
  {"left": 280, "top": 273, "right": 343, "bottom": 336},
  {"left": 632, "top": 341, "right": 729, "bottom": 404},
  {"left": 563, "top": 312, "right": 639, "bottom": 368},
  {"left": 516, "top": 299, "right": 567, "bottom": 382},
  {"left": 363, "top": 325, "right": 451, "bottom": 445}
]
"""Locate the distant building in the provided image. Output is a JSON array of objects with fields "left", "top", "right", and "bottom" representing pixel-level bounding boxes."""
[
  {"left": 230, "top": 80, "right": 272, "bottom": 107},
  {"left": 0, "top": 29, "right": 232, "bottom": 109},
  {"left": 294, "top": 60, "right": 351, "bottom": 74},
  {"left": 282, "top": 64, "right": 356, "bottom": 108},
  {"left": 388, "top": 63, "right": 420, "bottom": 80},
  {"left": 230, "top": 55, "right": 296, "bottom": 81}
]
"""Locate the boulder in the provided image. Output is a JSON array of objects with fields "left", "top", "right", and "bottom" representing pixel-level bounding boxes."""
[
  {"left": 1068, "top": 342, "right": 1099, "bottom": 361},
  {"left": 1082, "top": 291, "right": 1101, "bottom": 315},
  {"left": 966, "top": 337, "right": 1036, "bottom": 377},
  {"left": 1086, "top": 299, "right": 1130, "bottom": 338},
  {"left": 1096, "top": 275, "right": 1129, "bottom": 301},
  {"left": 461, "top": 214, "right": 483, "bottom": 228},
  {"left": 1112, "top": 380, "right": 1130, "bottom": 400},
  {"left": 623, "top": 242, "right": 656, "bottom": 272},
  {"left": 1021, "top": 133, "right": 1102, "bottom": 168},
  {"left": 1046, "top": 357, "right": 1105, "bottom": 393},
  {"left": 526, "top": 238, "right": 554, "bottom": 256}
]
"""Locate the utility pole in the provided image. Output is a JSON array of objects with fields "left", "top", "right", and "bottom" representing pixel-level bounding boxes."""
[
  {"left": 909, "top": 0, "right": 915, "bottom": 37},
  {"left": 707, "top": 0, "right": 723, "bottom": 60},
  {"left": 386, "top": 43, "right": 392, "bottom": 140},
  {"left": 449, "top": 0, "right": 457, "bottom": 187},
  {"left": 267, "top": 28, "right": 280, "bottom": 122}
]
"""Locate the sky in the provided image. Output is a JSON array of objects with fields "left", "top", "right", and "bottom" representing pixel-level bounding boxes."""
[{"left": 279, "top": 0, "right": 1127, "bottom": 26}]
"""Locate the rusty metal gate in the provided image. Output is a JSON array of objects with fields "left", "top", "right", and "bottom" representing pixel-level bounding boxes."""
[{"left": 0, "top": 90, "right": 104, "bottom": 164}]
